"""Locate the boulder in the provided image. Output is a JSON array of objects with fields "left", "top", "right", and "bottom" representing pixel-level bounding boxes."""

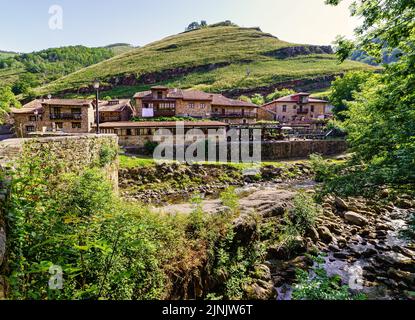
[
  {"left": 244, "top": 279, "right": 276, "bottom": 300},
  {"left": 334, "top": 196, "right": 348, "bottom": 211},
  {"left": 233, "top": 214, "right": 257, "bottom": 244},
  {"left": 344, "top": 211, "right": 369, "bottom": 227},
  {"left": 317, "top": 226, "right": 334, "bottom": 244}
]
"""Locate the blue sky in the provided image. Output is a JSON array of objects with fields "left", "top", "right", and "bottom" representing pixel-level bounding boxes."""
[{"left": 0, "top": 0, "right": 359, "bottom": 53}]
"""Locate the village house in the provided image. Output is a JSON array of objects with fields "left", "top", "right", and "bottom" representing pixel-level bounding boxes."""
[
  {"left": 11, "top": 99, "right": 95, "bottom": 137},
  {"left": 96, "top": 121, "right": 227, "bottom": 147},
  {"left": 134, "top": 86, "right": 258, "bottom": 124},
  {"left": 258, "top": 92, "right": 332, "bottom": 126},
  {"left": 98, "top": 99, "right": 134, "bottom": 123}
]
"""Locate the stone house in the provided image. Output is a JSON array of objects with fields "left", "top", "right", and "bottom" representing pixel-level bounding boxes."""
[
  {"left": 96, "top": 120, "right": 227, "bottom": 147},
  {"left": 11, "top": 99, "right": 95, "bottom": 137},
  {"left": 98, "top": 99, "right": 134, "bottom": 123},
  {"left": 258, "top": 92, "right": 332, "bottom": 125},
  {"left": 134, "top": 86, "right": 258, "bottom": 124}
]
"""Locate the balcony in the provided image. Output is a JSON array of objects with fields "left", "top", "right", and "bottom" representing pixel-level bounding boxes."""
[
  {"left": 50, "top": 113, "right": 82, "bottom": 120},
  {"left": 153, "top": 110, "right": 176, "bottom": 117},
  {"left": 100, "top": 116, "right": 121, "bottom": 123},
  {"left": 211, "top": 112, "right": 257, "bottom": 119},
  {"left": 297, "top": 109, "right": 309, "bottom": 115}
]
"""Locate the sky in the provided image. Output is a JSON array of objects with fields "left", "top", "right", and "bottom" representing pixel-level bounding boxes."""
[{"left": 0, "top": 0, "right": 359, "bottom": 53}]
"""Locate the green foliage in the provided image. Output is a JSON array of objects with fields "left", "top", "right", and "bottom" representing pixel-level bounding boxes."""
[
  {"left": 309, "top": 154, "right": 335, "bottom": 183},
  {"left": 329, "top": 71, "right": 372, "bottom": 120},
  {"left": 0, "top": 46, "right": 115, "bottom": 96},
  {"left": 292, "top": 255, "right": 366, "bottom": 300},
  {"left": 144, "top": 141, "right": 159, "bottom": 155},
  {"left": 250, "top": 94, "right": 265, "bottom": 106},
  {"left": 324, "top": 0, "right": 415, "bottom": 193},
  {"left": 99, "top": 144, "right": 118, "bottom": 167},
  {"left": 5, "top": 151, "right": 263, "bottom": 300},
  {"left": 265, "top": 88, "right": 295, "bottom": 102},
  {"left": 219, "top": 187, "right": 240, "bottom": 214},
  {"left": 279, "top": 192, "right": 321, "bottom": 252},
  {"left": 0, "top": 86, "right": 20, "bottom": 123}
]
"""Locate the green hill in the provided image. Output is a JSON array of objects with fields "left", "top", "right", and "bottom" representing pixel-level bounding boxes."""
[
  {"left": 34, "top": 25, "right": 376, "bottom": 99},
  {"left": 0, "top": 46, "right": 115, "bottom": 94}
]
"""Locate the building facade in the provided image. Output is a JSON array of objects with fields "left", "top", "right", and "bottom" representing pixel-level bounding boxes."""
[
  {"left": 11, "top": 99, "right": 95, "bottom": 137},
  {"left": 97, "top": 121, "right": 227, "bottom": 147},
  {"left": 134, "top": 86, "right": 258, "bottom": 124},
  {"left": 258, "top": 93, "right": 332, "bottom": 125},
  {"left": 99, "top": 99, "right": 134, "bottom": 123}
]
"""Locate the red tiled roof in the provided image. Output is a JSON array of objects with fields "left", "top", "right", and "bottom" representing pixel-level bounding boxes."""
[
  {"left": 134, "top": 88, "right": 257, "bottom": 107},
  {"left": 211, "top": 93, "right": 257, "bottom": 107},
  {"left": 98, "top": 99, "right": 132, "bottom": 112},
  {"left": 41, "top": 99, "right": 94, "bottom": 106},
  {"left": 11, "top": 99, "right": 43, "bottom": 114},
  {"left": 96, "top": 121, "right": 227, "bottom": 128},
  {"left": 262, "top": 93, "right": 328, "bottom": 107}
]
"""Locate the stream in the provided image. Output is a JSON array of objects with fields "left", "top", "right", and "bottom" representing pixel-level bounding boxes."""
[{"left": 148, "top": 180, "right": 415, "bottom": 300}]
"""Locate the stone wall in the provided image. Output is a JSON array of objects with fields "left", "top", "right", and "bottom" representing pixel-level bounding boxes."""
[
  {"left": 261, "top": 140, "right": 347, "bottom": 160},
  {"left": 0, "top": 134, "right": 119, "bottom": 299}
]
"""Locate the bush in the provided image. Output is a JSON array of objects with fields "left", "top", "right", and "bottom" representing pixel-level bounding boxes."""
[{"left": 292, "top": 255, "right": 366, "bottom": 300}]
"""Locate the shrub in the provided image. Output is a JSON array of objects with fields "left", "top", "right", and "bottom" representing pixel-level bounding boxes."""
[{"left": 292, "top": 255, "right": 366, "bottom": 300}]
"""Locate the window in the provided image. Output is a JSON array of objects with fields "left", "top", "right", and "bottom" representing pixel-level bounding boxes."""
[
  {"left": 188, "top": 103, "right": 195, "bottom": 109},
  {"left": 200, "top": 103, "right": 206, "bottom": 109},
  {"left": 56, "top": 123, "right": 63, "bottom": 129},
  {"left": 293, "top": 105, "right": 297, "bottom": 109},
  {"left": 29, "top": 116, "right": 37, "bottom": 121},
  {"left": 126, "top": 129, "right": 132, "bottom": 136},
  {"left": 311, "top": 105, "right": 315, "bottom": 113},
  {"left": 282, "top": 105, "right": 287, "bottom": 112},
  {"left": 72, "top": 123, "right": 82, "bottom": 129},
  {"left": 157, "top": 91, "right": 163, "bottom": 99},
  {"left": 26, "top": 125, "right": 35, "bottom": 132}
]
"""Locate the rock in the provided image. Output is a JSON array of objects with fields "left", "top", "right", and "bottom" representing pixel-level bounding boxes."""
[
  {"left": 0, "top": 226, "right": 5, "bottom": 266},
  {"left": 344, "top": 211, "right": 369, "bottom": 227},
  {"left": 232, "top": 214, "right": 257, "bottom": 244},
  {"left": 375, "top": 252, "right": 413, "bottom": 269},
  {"left": 244, "top": 279, "right": 276, "bottom": 300},
  {"left": 387, "top": 268, "right": 415, "bottom": 286},
  {"left": 395, "top": 198, "right": 413, "bottom": 209},
  {"left": 361, "top": 248, "right": 378, "bottom": 258},
  {"left": 317, "top": 226, "right": 334, "bottom": 244},
  {"left": 253, "top": 264, "right": 272, "bottom": 282},
  {"left": 306, "top": 226, "right": 320, "bottom": 242},
  {"left": 333, "top": 252, "right": 348, "bottom": 260},
  {"left": 334, "top": 196, "right": 349, "bottom": 211}
]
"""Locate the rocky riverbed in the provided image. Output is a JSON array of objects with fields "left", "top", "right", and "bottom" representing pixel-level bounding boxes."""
[
  {"left": 151, "top": 182, "right": 415, "bottom": 300},
  {"left": 119, "top": 162, "right": 415, "bottom": 300}
]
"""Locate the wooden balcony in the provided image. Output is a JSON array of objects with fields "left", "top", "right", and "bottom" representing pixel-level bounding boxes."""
[
  {"left": 100, "top": 116, "right": 122, "bottom": 123},
  {"left": 50, "top": 113, "right": 82, "bottom": 120},
  {"left": 211, "top": 112, "right": 257, "bottom": 119}
]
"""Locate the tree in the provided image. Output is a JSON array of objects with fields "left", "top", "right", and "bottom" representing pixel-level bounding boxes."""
[
  {"left": 326, "top": 0, "right": 415, "bottom": 186},
  {"left": 0, "top": 86, "right": 21, "bottom": 123},
  {"left": 329, "top": 71, "right": 372, "bottom": 120},
  {"left": 250, "top": 94, "right": 265, "bottom": 106},
  {"left": 186, "top": 21, "right": 200, "bottom": 31},
  {"left": 265, "top": 88, "right": 295, "bottom": 103},
  {"left": 12, "top": 73, "right": 39, "bottom": 95}
]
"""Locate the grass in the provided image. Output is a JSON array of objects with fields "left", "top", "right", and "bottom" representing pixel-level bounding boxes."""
[
  {"left": 119, "top": 154, "right": 157, "bottom": 168},
  {"left": 34, "top": 25, "right": 377, "bottom": 97}
]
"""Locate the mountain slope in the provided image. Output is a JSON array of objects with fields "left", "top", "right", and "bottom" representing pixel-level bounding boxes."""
[
  {"left": 0, "top": 46, "right": 116, "bottom": 93},
  {"left": 35, "top": 25, "right": 377, "bottom": 98}
]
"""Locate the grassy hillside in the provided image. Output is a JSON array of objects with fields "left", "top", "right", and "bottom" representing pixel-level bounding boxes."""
[
  {"left": 34, "top": 25, "right": 376, "bottom": 98},
  {"left": 105, "top": 43, "right": 136, "bottom": 55},
  {"left": 0, "top": 46, "right": 115, "bottom": 93}
]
